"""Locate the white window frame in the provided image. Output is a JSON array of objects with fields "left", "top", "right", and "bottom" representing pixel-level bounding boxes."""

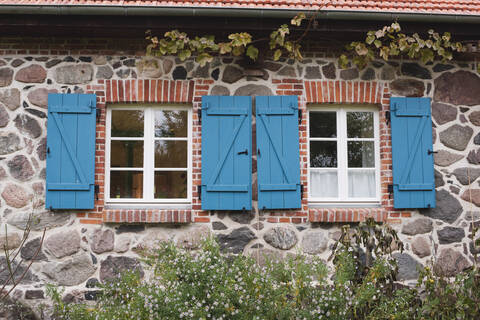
[
  {"left": 105, "top": 104, "right": 192, "bottom": 204},
  {"left": 308, "top": 105, "right": 380, "bottom": 205}
]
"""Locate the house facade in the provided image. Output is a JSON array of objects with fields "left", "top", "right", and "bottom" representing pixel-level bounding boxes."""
[{"left": 0, "top": 0, "right": 480, "bottom": 311}]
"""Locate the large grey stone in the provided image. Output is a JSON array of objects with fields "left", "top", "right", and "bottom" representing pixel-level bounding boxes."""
[
  {"left": 1, "top": 183, "right": 32, "bottom": 208},
  {"left": 467, "top": 149, "right": 480, "bottom": 165},
  {"left": 14, "top": 114, "right": 42, "bottom": 139},
  {"left": 340, "top": 68, "right": 359, "bottom": 80},
  {"left": 176, "top": 225, "right": 210, "bottom": 249},
  {"left": 461, "top": 189, "right": 480, "bottom": 207},
  {"left": 453, "top": 167, "right": 480, "bottom": 185},
  {"left": 193, "top": 64, "right": 209, "bottom": 78},
  {"left": 27, "top": 88, "right": 56, "bottom": 108},
  {"left": 248, "top": 248, "right": 283, "bottom": 266},
  {"left": 0, "top": 233, "right": 21, "bottom": 250},
  {"left": 322, "top": 63, "right": 336, "bottom": 79},
  {"left": 393, "top": 253, "right": 422, "bottom": 280},
  {"left": 412, "top": 237, "right": 431, "bottom": 258},
  {"left": 304, "top": 66, "right": 322, "bottom": 79},
  {"left": 234, "top": 84, "right": 272, "bottom": 96},
  {"left": 7, "top": 211, "right": 72, "bottom": 230},
  {"left": 263, "top": 61, "right": 282, "bottom": 72},
  {"left": 163, "top": 59, "right": 174, "bottom": 74},
  {"left": 434, "top": 248, "right": 470, "bottom": 277},
  {"left": 401, "top": 218, "right": 433, "bottom": 235},
  {"left": 0, "top": 256, "right": 38, "bottom": 285},
  {"left": 361, "top": 67, "right": 375, "bottom": 80},
  {"left": 437, "top": 226, "right": 465, "bottom": 244},
  {"left": 434, "top": 150, "right": 463, "bottom": 167},
  {"left": 390, "top": 79, "right": 425, "bottom": 97},
  {"left": 434, "top": 169, "right": 445, "bottom": 187},
  {"left": 228, "top": 212, "right": 254, "bottom": 224},
  {"left": 301, "top": 230, "right": 328, "bottom": 254},
  {"left": 212, "top": 221, "right": 227, "bottom": 230},
  {"left": 171, "top": 66, "right": 186, "bottom": 80},
  {"left": 133, "top": 230, "right": 170, "bottom": 252},
  {"left": 95, "top": 65, "right": 113, "bottom": 79},
  {"left": 434, "top": 71, "right": 480, "bottom": 106},
  {"left": 421, "top": 189, "right": 462, "bottom": 223},
  {"left": 0, "top": 132, "right": 21, "bottom": 155},
  {"left": 380, "top": 65, "right": 396, "bottom": 80},
  {"left": 0, "top": 104, "right": 8, "bottom": 127},
  {"left": 439, "top": 124, "right": 473, "bottom": 151},
  {"left": 217, "top": 226, "right": 256, "bottom": 254},
  {"left": 55, "top": 64, "right": 93, "bottom": 84},
  {"left": 0, "top": 67, "right": 13, "bottom": 87},
  {"left": 277, "top": 66, "right": 296, "bottom": 77},
  {"left": 0, "top": 88, "right": 20, "bottom": 110},
  {"left": 0, "top": 296, "right": 36, "bottom": 319},
  {"left": 36, "top": 137, "right": 46, "bottom": 161},
  {"left": 469, "top": 111, "right": 480, "bottom": 126},
  {"left": 43, "top": 253, "right": 96, "bottom": 286},
  {"left": 45, "top": 229, "right": 81, "bottom": 258},
  {"left": 401, "top": 62, "right": 431, "bottom": 79},
  {"left": 432, "top": 102, "right": 457, "bottom": 125},
  {"left": 15, "top": 64, "right": 46, "bottom": 83},
  {"left": 264, "top": 227, "right": 298, "bottom": 250},
  {"left": 222, "top": 66, "right": 244, "bottom": 84},
  {"left": 210, "top": 85, "right": 230, "bottom": 96},
  {"left": 90, "top": 229, "right": 115, "bottom": 254},
  {"left": 433, "top": 63, "right": 454, "bottom": 72},
  {"left": 7, "top": 155, "right": 34, "bottom": 182},
  {"left": 100, "top": 256, "right": 144, "bottom": 282},
  {"left": 21, "top": 237, "right": 47, "bottom": 261}
]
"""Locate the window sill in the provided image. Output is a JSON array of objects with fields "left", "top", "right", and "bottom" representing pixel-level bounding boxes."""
[
  {"left": 308, "top": 207, "right": 386, "bottom": 223},
  {"left": 103, "top": 207, "right": 192, "bottom": 224},
  {"left": 105, "top": 203, "right": 192, "bottom": 210},
  {"left": 308, "top": 202, "right": 381, "bottom": 208}
]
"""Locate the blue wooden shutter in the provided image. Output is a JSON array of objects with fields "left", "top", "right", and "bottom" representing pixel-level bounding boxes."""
[
  {"left": 391, "top": 97, "right": 435, "bottom": 209},
  {"left": 46, "top": 94, "right": 96, "bottom": 209},
  {"left": 256, "top": 96, "right": 301, "bottom": 209},
  {"left": 201, "top": 96, "right": 252, "bottom": 210}
]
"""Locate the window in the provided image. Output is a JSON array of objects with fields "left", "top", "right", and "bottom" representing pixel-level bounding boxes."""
[
  {"left": 106, "top": 105, "right": 192, "bottom": 203},
  {"left": 308, "top": 105, "right": 380, "bottom": 204}
]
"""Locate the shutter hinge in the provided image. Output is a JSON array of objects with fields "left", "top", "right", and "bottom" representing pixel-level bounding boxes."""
[
  {"left": 94, "top": 184, "right": 100, "bottom": 201},
  {"left": 298, "top": 109, "right": 302, "bottom": 125},
  {"left": 388, "top": 184, "right": 394, "bottom": 199},
  {"left": 96, "top": 108, "right": 101, "bottom": 124}
]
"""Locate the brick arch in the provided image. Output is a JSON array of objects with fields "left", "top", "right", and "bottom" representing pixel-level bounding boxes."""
[{"left": 304, "top": 80, "right": 385, "bottom": 104}]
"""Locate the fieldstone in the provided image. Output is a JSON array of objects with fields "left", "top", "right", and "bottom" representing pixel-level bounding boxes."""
[
  {"left": 263, "top": 61, "right": 282, "bottom": 72},
  {"left": 301, "top": 230, "right": 328, "bottom": 254},
  {"left": 0, "top": 88, "right": 20, "bottom": 110},
  {"left": 249, "top": 248, "right": 282, "bottom": 266},
  {"left": 114, "top": 235, "right": 130, "bottom": 253},
  {"left": 185, "top": 61, "right": 194, "bottom": 72},
  {"left": 116, "top": 69, "right": 130, "bottom": 79},
  {"left": 0, "top": 233, "right": 21, "bottom": 250},
  {"left": 393, "top": 253, "right": 422, "bottom": 280},
  {"left": 25, "top": 290, "right": 44, "bottom": 300},
  {"left": 167, "top": 65, "right": 186, "bottom": 80},
  {"left": 434, "top": 71, "right": 480, "bottom": 106},
  {"left": 217, "top": 226, "right": 256, "bottom": 254},
  {"left": 90, "top": 229, "right": 114, "bottom": 254},
  {"left": 27, "top": 88, "right": 56, "bottom": 108},
  {"left": 372, "top": 61, "right": 384, "bottom": 68},
  {"left": 7, "top": 211, "right": 71, "bottom": 230},
  {"left": 439, "top": 124, "right": 473, "bottom": 151},
  {"left": 212, "top": 221, "right": 228, "bottom": 230},
  {"left": 361, "top": 68, "right": 375, "bottom": 80},
  {"left": 86, "top": 278, "right": 100, "bottom": 288},
  {"left": 251, "top": 222, "right": 264, "bottom": 230},
  {"left": 390, "top": 79, "right": 425, "bottom": 97},
  {"left": 468, "top": 111, "right": 480, "bottom": 127},
  {"left": 229, "top": 212, "right": 254, "bottom": 224},
  {"left": 450, "top": 186, "right": 460, "bottom": 194},
  {"left": 15, "top": 64, "right": 46, "bottom": 83},
  {"left": 133, "top": 230, "right": 170, "bottom": 252},
  {"left": 163, "top": 59, "right": 173, "bottom": 74},
  {"left": 304, "top": 66, "right": 322, "bottom": 79},
  {"left": 468, "top": 149, "right": 480, "bottom": 165},
  {"left": 96, "top": 65, "right": 113, "bottom": 79},
  {"left": 412, "top": 237, "right": 431, "bottom": 258},
  {"left": 25, "top": 108, "right": 46, "bottom": 119},
  {"left": 264, "top": 227, "right": 297, "bottom": 250},
  {"left": 0, "top": 105, "right": 8, "bottom": 127},
  {"left": 437, "top": 226, "right": 465, "bottom": 244},
  {"left": 45, "top": 229, "right": 81, "bottom": 258},
  {"left": 93, "top": 56, "right": 107, "bottom": 65},
  {"left": 43, "top": 253, "right": 96, "bottom": 286},
  {"left": 14, "top": 114, "right": 42, "bottom": 139},
  {"left": 461, "top": 189, "right": 480, "bottom": 207},
  {"left": 340, "top": 68, "right": 359, "bottom": 80},
  {"left": 0, "top": 256, "right": 38, "bottom": 285},
  {"left": 210, "top": 85, "right": 230, "bottom": 96},
  {"left": 421, "top": 189, "right": 462, "bottom": 223},
  {"left": 401, "top": 218, "right": 433, "bottom": 235},
  {"left": 7, "top": 155, "right": 34, "bottom": 182},
  {"left": 434, "top": 248, "right": 470, "bottom": 277},
  {"left": 21, "top": 237, "right": 47, "bottom": 261},
  {"left": 36, "top": 137, "right": 46, "bottom": 161},
  {"left": 176, "top": 225, "right": 211, "bottom": 249},
  {"left": 277, "top": 66, "right": 296, "bottom": 77},
  {"left": 115, "top": 224, "right": 145, "bottom": 234},
  {"left": 469, "top": 241, "right": 480, "bottom": 255},
  {"left": 322, "top": 63, "right": 336, "bottom": 79},
  {"left": 55, "top": 64, "right": 93, "bottom": 84},
  {"left": 222, "top": 65, "right": 243, "bottom": 84},
  {"left": 435, "top": 169, "right": 445, "bottom": 187},
  {"left": 11, "top": 59, "right": 24, "bottom": 67},
  {"left": 100, "top": 256, "right": 144, "bottom": 282},
  {"left": 401, "top": 62, "right": 431, "bottom": 79},
  {"left": 0, "top": 132, "right": 21, "bottom": 155},
  {"left": 453, "top": 167, "right": 480, "bottom": 185},
  {"left": 431, "top": 102, "right": 457, "bottom": 125},
  {"left": 0, "top": 296, "right": 35, "bottom": 319},
  {"left": 211, "top": 68, "right": 219, "bottom": 80},
  {"left": 45, "top": 59, "right": 62, "bottom": 68},
  {"left": 474, "top": 133, "right": 480, "bottom": 145},
  {"left": 1, "top": 183, "right": 32, "bottom": 208},
  {"left": 433, "top": 63, "right": 454, "bottom": 72},
  {"left": 234, "top": 84, "right": 272, "bottom": 96},
  {"left": 380, "top": 65, "right": 396, "bottom": 80},
  {"left": 434, "top": 150, "right": 463, "bottom": 167},
  {"left": 0, "top": 68, "right": 14, "bottom": 86},
  {"left": 122, "top": 58, "right": 135, "bottom": 67},
  {"left": 193, "top": 64, "right": 209, "bottom": 78}
]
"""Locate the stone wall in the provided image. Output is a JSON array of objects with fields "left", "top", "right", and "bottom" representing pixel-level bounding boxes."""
[{"left": 0, "top": 51, "right": 480, "bottom": 314}]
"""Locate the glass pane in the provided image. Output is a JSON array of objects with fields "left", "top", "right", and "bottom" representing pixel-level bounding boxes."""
[
  {"left": 155, "top": 110, "right": 188, "bottom": 137},
  {"left": 348, "top": 169, "right": 376, "bottom": 198},
  {"left": 310, "top": 141, "right": 337, "bottom": 168},
  {"left": 154, "top": 171, "right": 187, "bottom": 199},
  {"left": 348, "top": 141, "right": 375, "bottom": 168},
  {"left": 347, "top": 112, "right": 374, "bottom": 138},
  {"left": 110, "top": 141, "right": 143, "bottom": 168},
  {"left": 155, "top": 141, "right": 187, "bottom": 168},
  {"left": 111, "top": 110, "right": 144, "bottom": 137},
  {"left": 110, "top": 171, "right": 143, "bottom": 198},
  {"left": 310, "top": 170, "right": 338, "bottom": 198},
  {"left": 309, "top": 111, "right": 336, "bottom": 138}
]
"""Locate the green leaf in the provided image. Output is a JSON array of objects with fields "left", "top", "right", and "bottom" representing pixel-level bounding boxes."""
[
  {"left": 178, "top": 49, "right": 191, "bottom": 61},
  {"left": 373, "top": 40, "right": 382, "bottom": 48},
  {"left": 291, "top": 13, "right": 306, "bottom": 26},
  {"left": 338, "top": 54, "right": 349, "bottom": 69},
  {"left": 196, "top": 53, "right": 213, "bottom": 67},
  {"left": 366, "top": 35, "right": 375, "bottom": 45},
  {"left": 246, "top": 45, "right": 259, "bottom": 61},
  {"left": 232, "top": 46, "right": 244, "bottom": 56},
  {"left": 273, "top": 49, "right": 282, "bottom": 61}
]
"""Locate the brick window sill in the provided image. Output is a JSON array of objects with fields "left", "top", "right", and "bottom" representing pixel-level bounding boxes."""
[
  {"left": 308, "top": 208, "right": 386, "bottom": 223},
  {"left": 103, "top": 209, "right": 192, "bottom": 224}
]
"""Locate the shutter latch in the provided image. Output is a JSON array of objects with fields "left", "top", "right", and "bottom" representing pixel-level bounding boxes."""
[
  {"left": 388, "top": 184, "right": 394, "bottom": 199},
  {"left": 94, "top": 184, "right": 100, "bottom": 201},
  {"left": 198, "top": 185, "right": 202, "bottom": 201}
]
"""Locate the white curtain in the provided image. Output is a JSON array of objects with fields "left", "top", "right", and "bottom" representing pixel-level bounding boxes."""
[
  {"left": 310, "top": 170, "right": 338, "bottom": 198},
  {"left": 348, "top": 169, "right": 375, "bottom": 198}
]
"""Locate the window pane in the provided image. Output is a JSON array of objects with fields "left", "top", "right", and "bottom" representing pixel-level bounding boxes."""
[
  {"left": 111, "top": 110, "right": 144, "bottom": 137},
  {"left": 110, "top": 171, "right": 143, "bottom": 198},
  {"left": 348, "top": 141, "right": 375, "bottom": 168},
  {"left": 155, "top": 141, "right": 187, "bottom": 168},
  {"left": 310, "top": 170, "right": 338, "bottom": 198},
  {"left": 110, "top": 141, "right": 143, "bottom": 168},
  {"left": 155, "top": 110, "right": 188, "bottom": 137},
  {"left": 347, "top": 112, "right": 374, "bottom": 138},
  {"left": 310, "top": 141, "right": 337, "bottom": 168},
  {"left": 348, "top": 169, "right": 376, "bottom": 198},
  {"left": 154, "top": 171, "right": 187, "bottom": 199},
  {"left": 309, "top": 112, "right": 336, "bottom": 138}
]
